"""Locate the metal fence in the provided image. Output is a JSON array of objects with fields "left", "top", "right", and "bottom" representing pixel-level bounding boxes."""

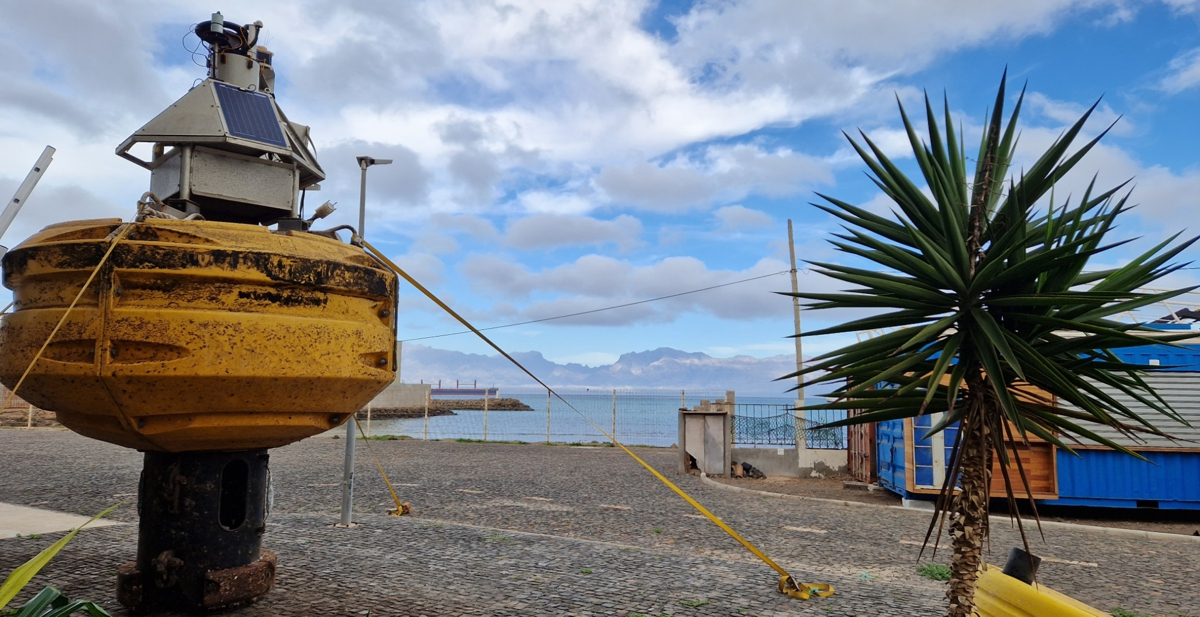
[
  {"left": 731, "top": 404, "right": 848, "bottom": 450},
  {"left": 359, "top": 387, "right": 728, "bottom": 448},
  {"left": 802, "top": 408, "right": 848, "bottom": 450},
  {"left": 731, "top": 404, "right": 796, "bottom": 446},
  {"left": 0, "top": 387, "right": 43, "bottom": 428}
]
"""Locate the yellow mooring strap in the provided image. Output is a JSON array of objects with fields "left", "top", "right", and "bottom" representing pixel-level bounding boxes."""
[
  {"left": 354, "top": 418, "right": 411, "bottom": 516},
  {"left": 360, "top": 239, "right": 833, "bottom": 601},
  {"left": 1, "top": 223, "right": 133, "bottom": 411}
]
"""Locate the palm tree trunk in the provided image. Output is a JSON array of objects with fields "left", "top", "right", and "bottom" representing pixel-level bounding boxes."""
[{"left": 946, "top": 397, "right": 994, "bottom": 617}]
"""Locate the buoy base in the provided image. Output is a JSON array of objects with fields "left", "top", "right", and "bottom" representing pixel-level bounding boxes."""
[{"left": 117, "top": 450, "right": 274, "bottom": 613}]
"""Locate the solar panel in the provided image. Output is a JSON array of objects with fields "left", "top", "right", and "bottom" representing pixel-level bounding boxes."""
[{"left": 214, "top": 82, "right": 287, "bottom": 148}]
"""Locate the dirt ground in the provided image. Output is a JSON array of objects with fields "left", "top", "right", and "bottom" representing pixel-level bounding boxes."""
[
  {"left": 5, "top": 414, "right": 1198, "bottom": 537},
  {"left": 4, "top": 431, "right": 1198, "bottom": 616},
  {"left": 714, "top": 474, "right": 1200, "bottom": 537},
  {"left": 714, "top": 474, "right": 902, "bottom": 506},
  {"left": 0, "top": 409, "right": 58, "bottom": 428}
]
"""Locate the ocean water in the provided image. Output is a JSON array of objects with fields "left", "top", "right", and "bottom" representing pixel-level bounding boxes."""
[{"left": 354, "top": 389, "right": 837, "bottom": 447}]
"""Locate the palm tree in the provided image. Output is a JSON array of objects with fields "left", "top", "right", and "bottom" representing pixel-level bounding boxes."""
[{"left": 786, "top": 73, "right": 1196, "bottom": 616}]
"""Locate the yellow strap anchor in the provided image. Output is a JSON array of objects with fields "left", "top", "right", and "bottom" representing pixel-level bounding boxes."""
[
  {"left": 360, "top": 239, "right": 833, "bottom": 600},
  {"left": 354, "top": 418, "right": 411, "bottom": 516}
]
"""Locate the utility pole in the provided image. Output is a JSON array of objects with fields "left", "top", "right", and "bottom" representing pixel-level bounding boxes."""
[
  {"left": 788, "top": 220, "right": 805, "bottom": 402},
  {"left": 789, "top": 219, "right": 813, "bottom": 477}
]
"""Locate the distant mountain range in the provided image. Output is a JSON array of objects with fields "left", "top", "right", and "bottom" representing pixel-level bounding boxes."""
[{"left": 399, "top": 344, "right": 805, "bottom": 396}]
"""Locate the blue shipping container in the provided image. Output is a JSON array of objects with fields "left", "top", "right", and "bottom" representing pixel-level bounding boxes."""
[{"left": 873, "top": 342, "right": 1200, "bottom": 510}]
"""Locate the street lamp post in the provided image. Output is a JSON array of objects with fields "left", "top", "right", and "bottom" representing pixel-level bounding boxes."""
[
  {"left": 356, "top": 156, "right": 392, "bottom": 239},
  {"left": 339, "top": 155, "right": 392, "bottom": 528}
]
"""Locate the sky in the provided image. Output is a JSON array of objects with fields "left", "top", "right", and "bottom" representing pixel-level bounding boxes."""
[{"left": 2, "top": 0, "right": 1200, "bottom": 369}]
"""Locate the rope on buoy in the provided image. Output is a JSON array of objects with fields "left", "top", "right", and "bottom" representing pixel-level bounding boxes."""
[{"left": 360, "top": 238, "right": 834, "bottom": 601}]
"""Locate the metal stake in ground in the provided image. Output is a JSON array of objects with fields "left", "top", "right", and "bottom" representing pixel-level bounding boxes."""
[{"left": 340, "top": 416, "right": 356, "bottom": 527}]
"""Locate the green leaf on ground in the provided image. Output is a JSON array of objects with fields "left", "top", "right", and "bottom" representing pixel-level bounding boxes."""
[{"left": 917, "top": 563, "right": 952, "bottom": 581}]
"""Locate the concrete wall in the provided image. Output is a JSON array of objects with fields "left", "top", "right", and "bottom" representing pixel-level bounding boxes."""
[
  {"left": 798, "top": 447, "right": 848, "bottom": 477},
  {"left": 368, "top": 382, "right": 429, "bottom": 409},
  {"left": 732, "top": 447, "right": 800, "bottom": 478}
]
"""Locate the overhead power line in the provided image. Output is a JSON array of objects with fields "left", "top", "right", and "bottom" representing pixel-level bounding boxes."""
[{"left": 400, "top": 269, "right": 793, "bottom": 342}]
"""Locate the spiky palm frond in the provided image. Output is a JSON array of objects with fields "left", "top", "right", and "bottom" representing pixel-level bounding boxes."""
[
  {"left": 783, "top": 72, "right": 1195, "bottom": 616},
  {"left": 791, "top": 76, "right": 1194, "bottom": 456}
]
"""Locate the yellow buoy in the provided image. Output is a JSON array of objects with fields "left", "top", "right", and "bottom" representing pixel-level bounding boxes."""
[
  {"left": 976, "top": 565, "right": 1108, "bottom": 617},
  {"left": 0, "top": 217, "right": 397, "bottom": 452}
]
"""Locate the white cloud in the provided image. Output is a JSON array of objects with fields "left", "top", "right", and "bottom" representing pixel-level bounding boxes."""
[
  {"left": 1159, "top": 47, "right": 1200, "bottom": 94},
  {"left": 390, "top": 252, "right": 446, "bottom": 286},
  {"left": 504, "top": 214, "right": 643, "bottom": 251},
  {"left": 430, "top": 213, "right": 498, "bottom": 239},
  {"left": 517, "top": 191, "right": 596, "bottom": 215},
  {"left": 0, "top": 181, "right": 126, "bottom": 247},
  {"left": 555, "top": 351, "right": 622, "bottom": 366},
  {"left": 319, "top": 141, "right": 432, "bottom": 210},
  {"left": 1162, "top": 0, "right": 1200, "bottom": 13},
  {"left": 411, "top": 231, "right": 461, "bottom": 255},
  {"left": 459, "top": 253, "right": 803, "bottom": 325},
  {"left": 1026, "top": 92, "right": 1130, "bottom": 135},
  {"left": 595, "top": 163, "right": 711, "bottom": 212},
  {"left": 0, "top": 0, "right": 1136, "bottom": 233},
  {"left": 597, "top": 144, "right": 832, "bottom": 212},
  {"left": 672, "top": 0, "right": 1116, "bottom": 84},
  {"left": 713, "top": 205, "right": 773, "bottom": 231},
  {"left": 1002, "top": 124, "right": 1200, "bottom": 227},
  {"left": 4, "top": 0, "right": 1191, "bottom": 358}
]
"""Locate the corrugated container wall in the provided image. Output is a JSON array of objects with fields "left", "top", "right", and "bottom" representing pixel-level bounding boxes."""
[{"left": 873, "top": 341, "right": 1200, "bottom": 510}]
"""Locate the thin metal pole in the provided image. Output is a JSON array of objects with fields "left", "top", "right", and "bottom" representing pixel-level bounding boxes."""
[
  {"left": 179, "top": 145, "right": 193, "bottom": 201},
  {"left": 341, "top": 159, "right": 371, "bottom": 527},
  {"left": 1, "top": 145, "right": 54, "bottom": 243},
  {"left": 339, "top": 416, "right": 355, "bottom": 526},
  {"left": 788, "top": 220, "right": 805, "bottom": 403},
  {"left": 611, "top": 389, "right": 617, "bottom": 440},
  {"left": 358, "top": 162, "right": 368, "bottom": 238},
  {"left": 483, "top": 389, "right": 489, "bottom": 441},
  {"left": 26, "top": 401, "right": 33, "bottom": 429},
  {"left": 546, "top": 390, "right": 551, "bottom": 444},
  {"left": 423, "top": 389, "right": 429, "bottom": 440},
  {"left": 366, "top": 404, "right": 372, "bottom": 438}
]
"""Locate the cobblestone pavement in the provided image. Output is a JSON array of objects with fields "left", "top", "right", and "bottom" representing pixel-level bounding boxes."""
[{"left": 1, "top": 430, "right": 1197, "bottom": 616}]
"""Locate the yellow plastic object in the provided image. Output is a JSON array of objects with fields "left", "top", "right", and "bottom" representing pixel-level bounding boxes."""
[
  {"left": 975, "top": 565, "right": 1108, "bottom": 617},
  {"left": 0, "top": 218, "right": 397, "bottom": 452}
]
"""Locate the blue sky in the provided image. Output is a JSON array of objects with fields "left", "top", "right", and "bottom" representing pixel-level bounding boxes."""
[{"left": 2, "top": 0, "right": 1200, "bottom": 371}]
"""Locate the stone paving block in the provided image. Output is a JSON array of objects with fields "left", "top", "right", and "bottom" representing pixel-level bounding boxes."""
[{"left": 0, "top": 431, "right": 1196, "bottom": 615}]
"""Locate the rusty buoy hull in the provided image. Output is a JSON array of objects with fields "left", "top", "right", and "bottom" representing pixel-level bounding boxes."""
[{"left": 0, "top": 218, "right": 398, "bottom": 452}]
